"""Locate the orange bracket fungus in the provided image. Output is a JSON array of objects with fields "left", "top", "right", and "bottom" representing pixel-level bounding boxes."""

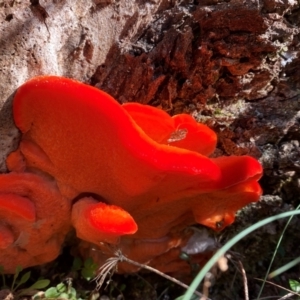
[{"left": 0, "top": 76, "right": 262, "bottom": 274}]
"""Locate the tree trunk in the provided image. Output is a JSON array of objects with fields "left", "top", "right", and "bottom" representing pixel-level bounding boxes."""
[{"left": 0, "top": 0, "right": 299, "bottom": 296}]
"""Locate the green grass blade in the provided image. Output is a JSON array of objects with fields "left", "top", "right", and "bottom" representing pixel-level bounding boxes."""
[
  {"left": 182, "top": 210, "right": 300, "bottom": 300},
  {"left": 269, "top": 256, "right": 300, "bottom": 279},
  {"left": 256, "top": 204, "right": 300, "bottom": 299}
]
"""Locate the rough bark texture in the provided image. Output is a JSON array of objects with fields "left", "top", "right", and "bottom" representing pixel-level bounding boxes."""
[{"left": 0, "top": 0, "right": 299, "bottom": 298}]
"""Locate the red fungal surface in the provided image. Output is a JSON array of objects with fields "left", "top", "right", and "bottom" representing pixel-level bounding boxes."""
[
  {"left": 0, "top": 172, "right": 70, "bottom": 273},
  {"left": 87, "top": 202, "right": 137, "bottom": 234},
  {"left": 0, "top": 76, "right": 262, "bottom": 274},
  {"left": 72, "top": 198, "right": 137, "bottom": 245},
  {"left": 124, "top": 103, "right": 217, "bottom": 155}
]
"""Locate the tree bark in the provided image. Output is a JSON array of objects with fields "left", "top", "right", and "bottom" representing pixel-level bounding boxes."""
[{"left": 0, "top": 0, "right": 299, "bottom": 171}]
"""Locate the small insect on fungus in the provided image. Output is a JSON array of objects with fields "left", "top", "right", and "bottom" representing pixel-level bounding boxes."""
[{"left": 167, "top": 128, "right": 188, "bottom": 143}]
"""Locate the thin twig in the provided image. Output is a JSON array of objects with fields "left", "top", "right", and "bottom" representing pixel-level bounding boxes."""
[
  {"left": 201, "top": 272, "right": 213, "bottom": 300},
  {"left": 238, "top": 260, "right": 249, "bottom": 300},
  {"left": 256, "top": 296, "right": 288, "bottom": 300},
  {"left": 277, "top": 292, "right": 295, "bottom": 300},
  {"left": 255, "top": 278, "right": 300, "bottom": 298},
  {"left": 117, "top": 251, "right": 206, "bottom": 298},
  {"left": 95, "top": 249, "right": 215, "bottom": 299}
]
